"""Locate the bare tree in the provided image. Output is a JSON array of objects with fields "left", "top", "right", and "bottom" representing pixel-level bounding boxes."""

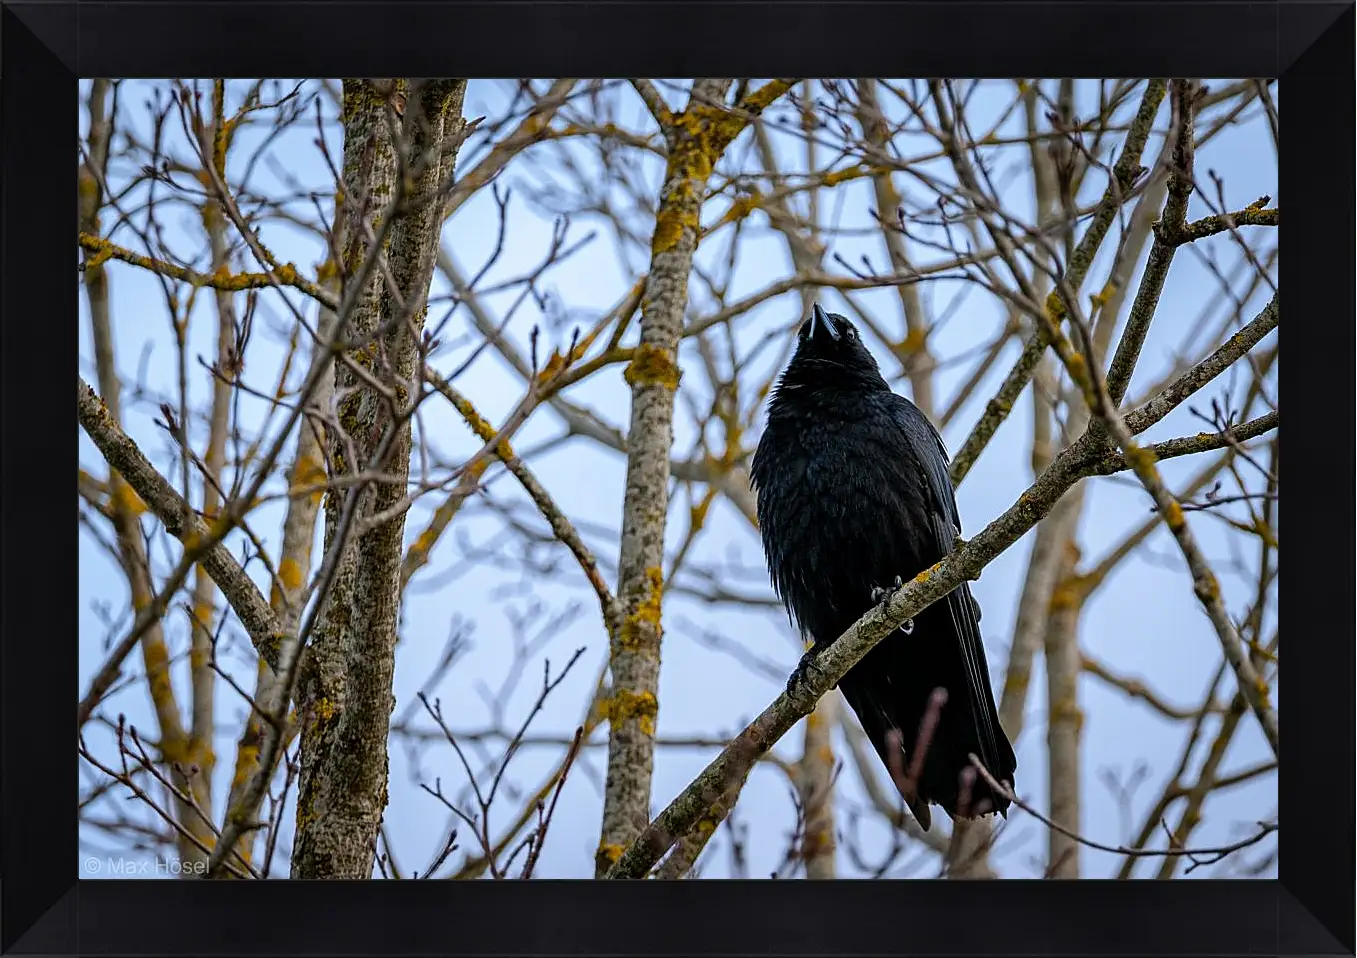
[{"left": 78, "top": 77, "right": 1278, "bottom": 881}]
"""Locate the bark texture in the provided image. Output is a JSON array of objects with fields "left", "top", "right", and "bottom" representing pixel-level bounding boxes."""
[
  {"left": 292, "top": 79, "right": 468, "bottom": 879},
  {"left": 597, "top": 79, "right": 793, "bottom": 875}
]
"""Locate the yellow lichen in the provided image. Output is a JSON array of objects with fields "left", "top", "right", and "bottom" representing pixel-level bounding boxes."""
[
  {"left": 738, "top": 79, "right": 794, "bottom": 116},
  {"left": 111, "top": 481, "right": 148, "bottom": 519},
  {"left": 408, "top": 525, "right": 440, "bottom": 563},
  {"left": 623, "top": 343, "right": 682, "bottom": 391},
  {"left": 1124, "top": 444, "right": 1159, "bottom": 475},
  {"left": 291, "top": 453, "right": 328, "bottom": 505},
  {"left": 278, "top": 556, "right": 304, "bottom": 593},
  {"left": 315, "top": 257, "right": 339, "bottom": 284},
  {"left": 1251, "top": 518, "right": 1278, "bottom": 550},
  {"left": 447, "top": 392, "right": 495, "bottom": 440},
  {"left": 638, "top": 566, "right": 664, "bottom": 617},
  {"left": 897, "top": 326, "right": 927, "bottom": 356},
  {"left": 1002, "top": 670, "right": 1030, "bottom": 700},
  {"left": 201, "top": 200, "right": 223, "bottom": 234},
  {"left": 651, "top": 205, "right": 697, "bottom": 255},
  {"left": 1064, "top": 350, "right": 1089, "bottom": 386},
  {"left": 1048, "top": 581, "right": 1081, "bottom": 612},
  {"left": 231, "top": 744, "right": 260, "bottom": 789},
  {"left": 78, "top": 170, "right": 100, "bottom": 201},
  {"left": 144, "top": 639, "right": 177, "bottom": 718},
  {"left": 341, "top": 80, "right": 391, "bottom": 124},
  {"left": 688, "top": 489, "right": 716, "bottom": 529},
  {"left": 821, "top": 166, "right": 863, "bottom": 188},
  {"left": 1162, "top": 498, "right": 1186, "bottom": 532},
  {"left": 204, "top": 513, "right": 235, "bottom": 542},
  {"left": 1043, "top": 289, "right": 1066, "bottom": 324},
  {"left": 158, "top": 735, "right": 191, "bottom": 765},
  {"left": 537, "top": 349, "right": 570, "bottom": 381},
  {"left": 601, "top": 689, "right": 659, "bottom": 737},
  {"left": 188, "top": 609, "right": 212, "bottom": 669},
  {"left": 1049, "top": 699, "right": 1085, "bottom": 733},
  {"left": 725, "top": 194, "right": 757, "bottom": 222},
  {"left": 619, "top": 566, "right": 664, "bottom": 650}
]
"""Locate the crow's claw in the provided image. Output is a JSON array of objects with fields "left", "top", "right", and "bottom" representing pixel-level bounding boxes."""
[
  {"left": 786, "top": 649, "right": 832, "bottom": 696},
  {"left": 871, "top": 575, "right": 905, "bottom": 605}
]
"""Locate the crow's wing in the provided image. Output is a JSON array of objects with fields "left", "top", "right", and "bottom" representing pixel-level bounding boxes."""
[{"left": 884, "top": 394, "right": 1015, "bottom": 788}]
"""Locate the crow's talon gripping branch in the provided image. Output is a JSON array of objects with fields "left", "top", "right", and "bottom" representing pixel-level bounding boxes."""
[
  {"left": 786, "top": 648, "right": 833, "bottom": 696},
  {"left": 870, "top": 575, "right": 905, "bottom": 605}
]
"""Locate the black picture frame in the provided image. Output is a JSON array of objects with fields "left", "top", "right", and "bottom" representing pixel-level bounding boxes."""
[{"left": 7, "top": 2, "right": 1350, "bottom": 954}]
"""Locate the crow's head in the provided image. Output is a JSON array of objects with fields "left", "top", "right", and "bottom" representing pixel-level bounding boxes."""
[{"left": 788, "top": 303, "right": 883, "bottom": 382}]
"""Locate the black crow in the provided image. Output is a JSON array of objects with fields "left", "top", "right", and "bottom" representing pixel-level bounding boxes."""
[{"left": 750, "top": 304, "right": 1016, "bottom": 830}]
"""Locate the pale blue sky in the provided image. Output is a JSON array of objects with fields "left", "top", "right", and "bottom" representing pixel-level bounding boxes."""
[{"left": 79, "top": 79, "right": 1278, "bottom": 879}]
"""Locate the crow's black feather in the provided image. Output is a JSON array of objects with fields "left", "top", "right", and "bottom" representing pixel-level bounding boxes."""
[{"left": 750, "top": 305, "right": 1017, "bottom": 829}]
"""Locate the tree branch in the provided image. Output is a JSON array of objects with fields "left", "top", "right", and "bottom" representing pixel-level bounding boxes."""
[{"left": 76, "top": 377, "right": 287, "bottom": 676}]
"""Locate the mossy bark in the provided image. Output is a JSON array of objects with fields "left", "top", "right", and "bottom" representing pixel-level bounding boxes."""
[
  {"left": 291, "top": 79, "right": 468, "bottom": 879},
  {"left": 597, "top": 80, "right": 793, "bottom": 876}
]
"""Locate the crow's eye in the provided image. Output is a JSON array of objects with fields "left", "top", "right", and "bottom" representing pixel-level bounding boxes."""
[{"left": 846, "top": 325, "right": 858, "bottom": 339}]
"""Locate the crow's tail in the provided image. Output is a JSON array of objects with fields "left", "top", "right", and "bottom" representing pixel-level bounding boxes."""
[{"left": 837, "top": 594, "right": 1017, "bottom": 829}]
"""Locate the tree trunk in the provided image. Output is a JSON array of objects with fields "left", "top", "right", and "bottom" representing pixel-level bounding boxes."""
[
  {"left": 597, "top": 79, "right": 793, "bottom": 875},
  {"left": 292, "top": 79, "right": 468, "bottom": 879}
]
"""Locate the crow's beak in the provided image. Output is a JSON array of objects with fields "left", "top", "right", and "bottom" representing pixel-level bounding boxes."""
[{"left": 808, "top": 303, "right": 840, "bottom": 342}]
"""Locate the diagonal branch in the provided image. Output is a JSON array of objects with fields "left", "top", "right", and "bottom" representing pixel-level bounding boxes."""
[
  {"left": 603, "top": 422, "right": 1128, "bottom": 876},
  {"left": 423, "top": 369, "right": 620, "bottom": 627},
  {"left": 1037, "top": 264, "right": 1279, "bottom": 756},
  {"left": 605, "top": 359, "right": 1278, "bottom": 878},
  {"left": 630, "top": 79, "right": 671, "bottom": 126},
  {"left": 76, "top": 377, "right": 287, "bottom": 674},
  {"left": 949, "top": 79, "right": 1169, "bottom": 485}
]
